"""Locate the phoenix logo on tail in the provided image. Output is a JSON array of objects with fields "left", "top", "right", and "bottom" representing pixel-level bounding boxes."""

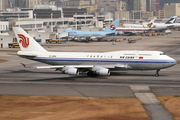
[
  {"left": 17, "top": 34, "right": 29, "bottom": 48},
  {"left": 147, "top": 23, "right": 153, "bottom": 28},
  {"left": 110, "top": 24, "right": 116, "bottom": 30}
]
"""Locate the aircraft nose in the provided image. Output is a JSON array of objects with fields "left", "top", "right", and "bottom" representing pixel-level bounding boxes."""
[{"left": 170, "top": 58, "right": 177, "bottom": 66}]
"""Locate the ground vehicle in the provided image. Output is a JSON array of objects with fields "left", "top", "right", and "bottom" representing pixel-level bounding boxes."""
[
  {"left": 46, "top": 39, "right": 67, "bottom": 44},
  {"left": 128, "top": 38, "right": 142, "bottom": 43},
  {"left": 8, "top": 43, "right": 19, "bottom": 48}
]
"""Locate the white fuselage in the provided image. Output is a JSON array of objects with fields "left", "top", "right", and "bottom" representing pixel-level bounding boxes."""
[{"left": 18, "top": 50, "right": 176, "bottom": 71}]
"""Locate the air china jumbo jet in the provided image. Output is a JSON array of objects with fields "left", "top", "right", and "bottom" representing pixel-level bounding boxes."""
[
  {"left": 59, "top": 19, "right": 120, "bottom": 41},
  {"left": 13, "top": 27, "right": 176, "bottom": 77}
]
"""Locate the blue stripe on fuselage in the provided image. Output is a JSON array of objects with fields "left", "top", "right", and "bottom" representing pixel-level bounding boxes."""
[{"left": 32, "top": 57, "right": 176, "bottom": 64}]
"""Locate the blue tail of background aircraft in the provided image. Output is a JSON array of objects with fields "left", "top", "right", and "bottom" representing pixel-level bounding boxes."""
[
  {"left": 165, "top": 16, "right": 177, "bottom": 24},
  {"left": 103, "top": 19, "right": 120, "bottom": 32}
]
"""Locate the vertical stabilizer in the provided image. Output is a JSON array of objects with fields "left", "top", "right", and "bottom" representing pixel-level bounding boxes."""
[
  {"left": 165, "top": 16, "right": 177, "bottom": 24},
  {"left": 147, "top": 18, "right": 156, "bottom": 28},
  {"left": 13, "top": 27, "right": 47, "bottom": 52},
  {"left": 104, "top": 19, "right": 120, "bottom": 32}
]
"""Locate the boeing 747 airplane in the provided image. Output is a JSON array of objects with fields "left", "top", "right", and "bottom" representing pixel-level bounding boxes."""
[
  {"left": 13, "top": 27, "right": 176, "bottom": 77},
  {"left": 145, "top": 16, "right": 177, "bottom": 29},
  {"left": 117, "top": 16, "right": 177, "bottom": 35},
  {"left": 59, "top": 19, "right": 120, "bottom": 41}
]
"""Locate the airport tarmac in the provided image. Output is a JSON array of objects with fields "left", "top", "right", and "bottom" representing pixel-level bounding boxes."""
[
  {"left": 0, "top": 32, "right": 180, "bottom": 96},
  {"left": 0, "top": 31, "right": 180, "bottom": 119}
]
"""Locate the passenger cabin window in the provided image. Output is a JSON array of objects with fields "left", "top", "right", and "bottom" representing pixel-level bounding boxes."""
[
  {"left": 160, "top": 53, "right": 165, "bottom": 55},
  {"left": 120, "top": 56, "right": 134, "bottom": 59},
  {"left": 87, "top": 55, "right": 113, "bottom": 58}
]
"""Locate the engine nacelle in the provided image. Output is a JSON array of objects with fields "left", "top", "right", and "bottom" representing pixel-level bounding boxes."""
[
  {"left": 62, "top": 67, "right": 79, "bottom": 75},
  {"left": 74, "top": 37, "right": 79, "bottom": 41},
  {"left": 92, "top": 67, "right": 110, "bottom": 76},
  {"left": 80, "top": 36, "right": 86, "bottom": 41}
]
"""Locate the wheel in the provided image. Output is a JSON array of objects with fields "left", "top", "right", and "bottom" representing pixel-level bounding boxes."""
[{"left": 155, "top": 73, "right": 159, "bottom": 77}]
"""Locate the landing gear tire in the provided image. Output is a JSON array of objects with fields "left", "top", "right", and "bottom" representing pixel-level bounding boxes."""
[{"left": 155, "top": 69, "right": 160, "bottom": 77}]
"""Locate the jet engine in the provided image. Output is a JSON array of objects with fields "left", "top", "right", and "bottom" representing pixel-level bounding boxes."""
[
  {"left": 80, "top": 36, "right": 86, "bottom": 41},
  {"left": 62, "top": 67, "right": 79, "bottom": 75},
  {"left": 92, "top": 67, "right": 110, "bottom": 76},
  {"left": 74, "top": 37, "right": 79, "bottom": 41},
  {"left": 74, "top": 36, "right": 88, "bottom": 41}
]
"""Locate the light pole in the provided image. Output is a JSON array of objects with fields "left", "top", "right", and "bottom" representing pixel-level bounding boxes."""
[
  {"left": 18, "top": 14, "right": 20, "bottom": 27},
  {"left": 84, "top": 13, "right": 86, "bottom": 27},
  {"left": 34, "top": 13, "right": 36, "bottom": 30},
  {"left": 132, "top": 11, "right": 134, "bottom": 23},
  {"left": 62, "top": 12, "right": 64, "bottom": 27},
  {"left": 126, "top": 11, "right": 127, "bottom": 22},
  {"left": 75, "top": 13, "right": 77, "bottom": 30},
  {"left": 128, "top": 11, "right": 129, "bottom": 23},
  {"left": 51, "top": 13, "right": 53, "bottom": 32}
]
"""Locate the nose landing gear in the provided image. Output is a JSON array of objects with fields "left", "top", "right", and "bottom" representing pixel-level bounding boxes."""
[{"left": 155, "top": 69, "right": 160, "bottom": 77}]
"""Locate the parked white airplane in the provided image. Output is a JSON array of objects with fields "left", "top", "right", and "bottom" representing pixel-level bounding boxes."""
[
  {"left": 123, "top": 18, "right": 156, "bottom": 28},
  {"left": 13, "top": 27, "right": 176, "bottom": 77},
  {"left": 120, "top": 17, "right": 177, "bottom": 35},
  {"left": 116, "top": 18, "right": 156, "bottom": 35},
  {"left": 143, "top": 16, "right": 177, "bottom": 29}
]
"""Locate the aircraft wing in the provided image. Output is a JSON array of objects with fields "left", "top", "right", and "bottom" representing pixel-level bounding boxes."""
[
  {"left": 36, "top": 65, "right": 94, "bottom": 69},
  {"left": 105, "top": 32, "right": 116, "bottom": 36},
  {"left": 21, "top": 64, "right": 132, "bottom": 69},
  {"left": 166, "top": 24, "right": 174, "bottom": 28}
]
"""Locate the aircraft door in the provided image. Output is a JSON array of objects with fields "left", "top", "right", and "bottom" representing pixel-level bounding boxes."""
[{"left": 135, "top": 51, "right": 139, "bottom": 59}]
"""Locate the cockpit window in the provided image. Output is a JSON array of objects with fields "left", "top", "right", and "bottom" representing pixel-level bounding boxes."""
[{"left": 160, "top": 52, "right": 165, "bottom": 55}]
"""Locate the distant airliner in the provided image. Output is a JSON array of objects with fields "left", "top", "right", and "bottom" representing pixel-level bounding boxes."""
[
  {"left": 145, "top": 16, "right": 177, "bottom": 29},
  {"left": 13, "top": 27, "right": 176, "bottom": 77},
  {"left": 116, "top": 18, "right": 155, "bottom": 35},
  {"left": 59, "top": 19, "right": 120, "bottom": 41}
]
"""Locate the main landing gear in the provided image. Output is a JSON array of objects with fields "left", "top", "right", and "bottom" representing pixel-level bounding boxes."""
[
  {"left": 155, "top": 69, "right": 160, "bottom": 77},
  {"left": 87, "top": 71, "right": 98, "bottom": 77}
]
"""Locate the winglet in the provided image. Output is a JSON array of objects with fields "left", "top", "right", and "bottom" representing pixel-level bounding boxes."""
[
  {"left": 21, "top": 63, "right": 26, "bottom": 67},
  {"left": 20, "top": 63, "right": 33, "bottom": 68},
  {"left": 147, "top": 18, "right": 156, "bottom": 28}
]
